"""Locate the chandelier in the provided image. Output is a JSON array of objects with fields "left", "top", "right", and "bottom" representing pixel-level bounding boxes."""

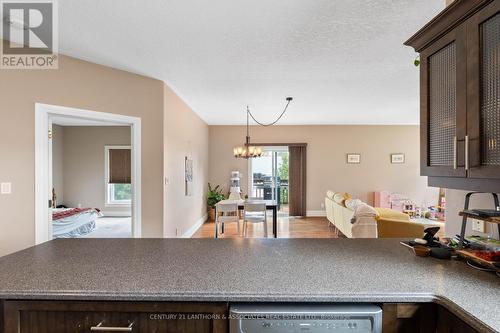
[{"left": 234, "top": 97, "right": 293, "bottom": 159}]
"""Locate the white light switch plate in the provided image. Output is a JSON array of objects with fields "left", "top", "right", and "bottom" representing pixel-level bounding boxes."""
[
  {"left": 1, "top": 182, "right": 12, "bottom": 194},
  {"left": 471, "top": 219, "right": 485, "bottom": 233}
]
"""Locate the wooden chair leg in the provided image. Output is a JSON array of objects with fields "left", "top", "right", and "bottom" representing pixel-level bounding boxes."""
[{"left": 263, "top": 212, "right": 268, "bottom": 237}]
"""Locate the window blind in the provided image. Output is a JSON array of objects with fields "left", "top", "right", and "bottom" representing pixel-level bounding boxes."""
[{"left": 109, "top": 149, "right": 131, "bottom": 184}]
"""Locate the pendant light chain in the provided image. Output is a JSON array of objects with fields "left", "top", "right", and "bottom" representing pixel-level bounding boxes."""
[
  {"left": 246, "top": 97, "right": 293, "bottom": 127},
  {"left": 234, "top": 97, "right": 293, "bottom": 159}
]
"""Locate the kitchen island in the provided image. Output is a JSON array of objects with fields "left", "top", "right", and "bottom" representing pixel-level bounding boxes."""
[{"left": 0, "top": 238, "right": 498, "bottom": 332}]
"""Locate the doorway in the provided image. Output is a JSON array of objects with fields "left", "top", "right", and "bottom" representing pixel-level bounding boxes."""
[
  {"left": 35, "top": 103, "right": 141, "bottom": 244},
  {"left": 249, "top": 146, "right": 289, "bottom": 216}
]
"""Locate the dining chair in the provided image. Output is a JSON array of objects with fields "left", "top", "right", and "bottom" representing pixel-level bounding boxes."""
[
  {"left": 215, "top": 202, "right": 240, "bottom": 238},
  {"left": 243, "top": 202, "right": 267, "bottom": 237}
]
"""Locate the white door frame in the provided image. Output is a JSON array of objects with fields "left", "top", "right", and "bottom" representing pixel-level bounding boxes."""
[{"left": 35, "top": 103, "right": 142, "bottom": 244}]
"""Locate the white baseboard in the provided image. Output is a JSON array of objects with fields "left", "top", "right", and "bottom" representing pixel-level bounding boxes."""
[
  {"left": 181, "top": 214, "right": 208, "bottom": 238},
  {"left": 101, "top": 211, "right": 132, "bottom": 217},
  {"left": 306, "top": 210, "right": 327, "bottom": 217}
]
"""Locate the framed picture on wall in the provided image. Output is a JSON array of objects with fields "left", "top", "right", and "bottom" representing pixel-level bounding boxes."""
[
  {"left": 185, "top": 157, "right": 193, "bottom": 196},
  {"left": 347, "top": 153, "right": 361, "bottom": 164},
  {"left": 391, "top": 153, "right": 405, "bottom": 164}
]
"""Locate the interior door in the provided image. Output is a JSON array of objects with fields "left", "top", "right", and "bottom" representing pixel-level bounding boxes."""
[
  {"left": 419, "top": 24, "right": 467, "bottom": 177},
  {"left": 466, "top": 1, "right": 500, "bottom": 179},
  {"left": 47, "top": 119, "right": 54, "bottom": 239}
]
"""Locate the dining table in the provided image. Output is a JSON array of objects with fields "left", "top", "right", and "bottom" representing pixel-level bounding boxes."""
[{"left": 214, "top": 199, "right": 279, "bottom": 238}]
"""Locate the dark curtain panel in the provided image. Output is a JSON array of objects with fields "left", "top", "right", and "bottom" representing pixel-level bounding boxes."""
[
  {"left": 109, "top": 149, "right": 131, "bottom": 184},
  {"left": 288, "top": 145, "right": 307, "bottom": 217}
]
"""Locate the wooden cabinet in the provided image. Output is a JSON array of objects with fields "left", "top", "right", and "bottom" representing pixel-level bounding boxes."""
[
  {"left": 1, "top": 301, "right": 486, "bottom": 333},
  {"left": 406, "top": 0, "right": 500, "bottom": 190},
  {"left": 466, "top": 1, "right": 500, "bottom": 179},
  {"left": 2, "top": 301, "right": 228, "bottom": 333},
  {"left": 436, "top": 306, "right": 479, "bottom": 333},
  {"left": 381, "top": 303, "right": 481, "bottom": 333}
]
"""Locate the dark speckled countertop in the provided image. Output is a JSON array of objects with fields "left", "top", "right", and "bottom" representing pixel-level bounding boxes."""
[{"left": 0, "top": 239, "right": 498, "bottom": 332}]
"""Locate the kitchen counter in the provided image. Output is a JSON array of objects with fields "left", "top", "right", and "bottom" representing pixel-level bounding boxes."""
[{"left": 0, "top": 238, "right": 498, "bottom": 332}]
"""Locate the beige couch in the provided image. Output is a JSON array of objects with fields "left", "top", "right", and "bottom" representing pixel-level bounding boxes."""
[
  {"left": 325, "top": 191, "right": 425, "bottom": 238},
  {"left": 325, "top": 191, "right": 354, "bottom": 237}
]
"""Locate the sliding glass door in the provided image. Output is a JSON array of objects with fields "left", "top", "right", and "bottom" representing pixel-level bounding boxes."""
[{"left": 249, "top": 147, "right": 289, "bottom": 214}]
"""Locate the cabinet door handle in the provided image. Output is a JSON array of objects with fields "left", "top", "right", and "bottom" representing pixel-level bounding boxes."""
[
  {"left": 465, "top": 135, "right": 469, "bottom": 170},
  {"left": 90, "top": 322, "right": 134, "bottom": 332},
  {"left": 453, "top": 136, "right": 457, "bottom": 169}
]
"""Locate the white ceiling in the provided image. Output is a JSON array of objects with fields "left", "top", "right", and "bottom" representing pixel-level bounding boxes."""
[{"left": 58, "top": 1, "right": 444, "bottom": 125}]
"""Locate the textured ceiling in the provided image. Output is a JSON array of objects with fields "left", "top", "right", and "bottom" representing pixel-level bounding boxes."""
[{"left": 58, "top": 0, "right": 444, "bottom": 125}]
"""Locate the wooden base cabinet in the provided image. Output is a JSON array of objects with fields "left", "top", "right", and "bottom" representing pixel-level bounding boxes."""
[
  {"left": 0, "top": 301, "right": 485, "bottom": 333},
  {"left": 2, "top": 301, "right": 228, "bottom": 333},
  {"left": 406, "top": 0, "right": 500, "bottom": 190},
  {"left": 382, "top": 303, "right": 481, "bottom": 333}
]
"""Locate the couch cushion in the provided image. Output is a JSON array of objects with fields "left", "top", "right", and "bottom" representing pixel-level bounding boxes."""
[
  {"left": 326, "top": 190, "right": 335, "bottom": 200},
  {"left": 333, "top": 192, "right": 352, "bottom": 207},
  {"left": 374, "top": 207, "right": 410, "bottom": 221},
  {"left": 345, "top": 198, "right": 363, "bottom": 210},
  {"left": 377, "top": 218, "right": 424, "bottom": 238},
  {"left": 333, "top": 192, "right": 345, "bottom": 205}
]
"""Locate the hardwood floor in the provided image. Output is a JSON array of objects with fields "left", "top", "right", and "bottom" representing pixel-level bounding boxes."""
[{"left": 192, "top": 216, "right": 340, "bottom": 238}]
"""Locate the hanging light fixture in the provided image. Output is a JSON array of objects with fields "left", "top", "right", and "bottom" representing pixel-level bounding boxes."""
[{"left": 234, "top": 97, "right": 293, "bottom": 159}]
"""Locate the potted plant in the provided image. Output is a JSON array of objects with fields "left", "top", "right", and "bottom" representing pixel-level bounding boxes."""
[{"left": 207, "top": 183, "right": 226, "bottom": 220}]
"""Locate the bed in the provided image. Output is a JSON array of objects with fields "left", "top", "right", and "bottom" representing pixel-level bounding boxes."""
[{"left": 52, "top": 208, "right": 102, "bottom": 238}]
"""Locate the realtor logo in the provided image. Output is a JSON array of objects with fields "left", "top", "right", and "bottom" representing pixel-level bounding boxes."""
[{"left": 1, "top": 0, "right": 58, "bottom": 69}]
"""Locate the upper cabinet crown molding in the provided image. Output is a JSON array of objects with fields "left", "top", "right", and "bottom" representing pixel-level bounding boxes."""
[{"left": 405, "top": 0, "right": 494, "bottom": 52}]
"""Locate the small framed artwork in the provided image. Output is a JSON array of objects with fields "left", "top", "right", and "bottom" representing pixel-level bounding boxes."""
[
  {"left": 391, "top": 153, "right": 405, "bottom": 164},
  {"left": 347, "top": 153, "right": 361, "bottom": 164},
  {"left": 185, "top": 157, "right": 193, "bottom": 196}
]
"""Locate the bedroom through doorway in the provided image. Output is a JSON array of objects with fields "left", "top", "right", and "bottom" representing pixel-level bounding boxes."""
[
  {"left": 51, "top": 122, "right": 133, "bottom": 238},
  {"left": 35, "top": 104, "right": 141, "bottom": 243}
]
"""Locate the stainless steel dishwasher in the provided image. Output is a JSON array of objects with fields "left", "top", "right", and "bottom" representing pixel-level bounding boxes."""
[{"left": 230, "top": 304, "right": 382, "bottom": 333}]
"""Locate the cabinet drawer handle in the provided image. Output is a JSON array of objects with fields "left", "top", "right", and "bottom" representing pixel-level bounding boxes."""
[
  {"left": 465, "top": 135, "right": 469, "bottom": 170},
  {"left": 90, "top": 322, "right": 134, "bottom": 332},
  {"left": 453, "top": 136, "right": 457, "bottom": 169}
]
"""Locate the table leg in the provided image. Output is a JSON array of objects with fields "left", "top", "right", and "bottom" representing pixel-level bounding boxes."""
[
  {"left": 273, "top": 207, "right": 277, "bottom": 238},
  {"left": 214, "top": 206, "right": 218, "bottom": 239}
]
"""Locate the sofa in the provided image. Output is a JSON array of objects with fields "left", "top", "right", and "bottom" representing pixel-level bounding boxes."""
[{"left": 325, "top": 191, "right": 425, "bottom": 238}]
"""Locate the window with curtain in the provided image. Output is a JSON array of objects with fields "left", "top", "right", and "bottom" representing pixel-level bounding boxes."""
[{"left": 105, "top": 146, "right": 132, "bottom": 205}]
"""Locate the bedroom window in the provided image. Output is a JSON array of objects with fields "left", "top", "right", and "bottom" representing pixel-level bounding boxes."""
[
  {"left": 108, "top": 183, "right": 132, "bottom": 205},
  {"left": 105, "top": 146, "right": 132, "bottom": 206}
]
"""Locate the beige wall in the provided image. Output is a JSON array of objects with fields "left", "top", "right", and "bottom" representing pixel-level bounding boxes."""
[
  {"left": 61, "top": 126, "right": 131, "bottom": 215},
  {"left": 164, "top": 85, "right": 209, "bottom": 237},
  {"left": 209, "top": 125, "right": 439, "bottom": 213},
  {"left": 0, "top": 50, "right": 165, "bottom": 256},
  {"left": 52, "top": 125, "right": 64, "bottom": 204}
]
